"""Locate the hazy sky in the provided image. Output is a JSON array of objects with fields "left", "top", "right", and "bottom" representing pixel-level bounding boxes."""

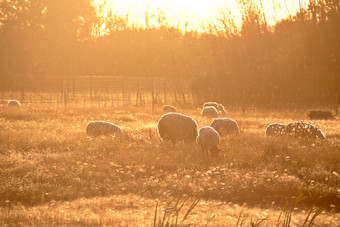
[{"left": 92, "top": 0, "right": 309, "bottom": 33}]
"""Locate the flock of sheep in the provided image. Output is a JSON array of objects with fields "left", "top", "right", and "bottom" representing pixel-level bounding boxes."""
[
  {"left": 84, "top": 101, "right": 327, "bottom": 157},
  {"left": 6, "top": 99, "right": 328, "bottom": 156},
  {"left": 84, "top": 102, "right": 240, "bottom": 156}
]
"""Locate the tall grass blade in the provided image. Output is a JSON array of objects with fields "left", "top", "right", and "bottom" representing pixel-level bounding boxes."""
[
  {"left": 253, "top": 217, "right": 270, "bottom": 226},
  {"left": 277, "top": 190, "right": 307, "bottom": 227},
  {"left": 301, "top": 207, "right": 314, "bottom": 227},
  {"left": 235, "top": 211, "right": 243, "bottom": 227},
  {"left": 153, "top": 194, "right": 200, "bottom": 226},
  {"left": 181, "top": 198, "right": 200, "bottom": 222},
  {"left": 153, "top": 202, "right": 158, "bottom": 227},
  {"left": 307, "top": 207, "right": 324, "bottom": 227}
]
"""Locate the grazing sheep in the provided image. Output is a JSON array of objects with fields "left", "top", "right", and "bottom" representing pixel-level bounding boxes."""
[
  {"left": 8, "top": 100, "right": 21, "bottom": 107},
  {"left": 307, "top": 110, "right": 334, "bottom": 120},
  {"left": 201, "top": 106, "right": 218, "bottom": 118},
  {"left": 210, "top": 118, "right": 239, "bottom": 136},
  {"left": 203, "top": 102, "right": 226, "bottom": 114},
  {"left": 285, "top": 122, "right": 326, "bottom": 140},
  {"left": 86, "top": 121, "right": 122, "bottom": 137},
  {"left": 162, "top": 105, "right": 177, "bottom": 113},
  {"left": 157, "top": 113, "right": 198, "bottom": 143},
  {"left": 265, "top": 123, "right": 286, "bottom": 137},
  {"left": 196, "top": 126, "right": 221, "bottom": 156}
]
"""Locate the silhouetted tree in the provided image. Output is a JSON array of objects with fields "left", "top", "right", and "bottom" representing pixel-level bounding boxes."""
[{"left": 0, "top": 0, "right": 339, "bottom": 108}]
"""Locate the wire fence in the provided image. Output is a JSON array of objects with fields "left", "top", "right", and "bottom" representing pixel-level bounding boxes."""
[
  {"left": 3, "top": 75, "right": 337, "bottom": 113},
  {"left": 0, "top": 75, "right": 194, "bottom": 108}
]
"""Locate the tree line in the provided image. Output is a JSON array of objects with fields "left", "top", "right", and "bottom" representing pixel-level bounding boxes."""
[{"left": 0, "top": 0, "right": 339, "bottom": 108}]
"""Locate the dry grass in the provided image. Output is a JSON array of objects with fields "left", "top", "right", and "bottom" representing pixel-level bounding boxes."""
[
  {"left": 0, "top": 104, "right": 339, "bottom": 226},
  {"left": 1, "top": 194, "right": 339, "bottom": 226}
]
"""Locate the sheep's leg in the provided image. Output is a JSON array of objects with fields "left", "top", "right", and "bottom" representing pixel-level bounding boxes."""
[
  {"left": 201, "top": 147, "right": 207, "bottom": 159},
  {"left": 204, "top": 148, "right": 210, "bottom": 161}
]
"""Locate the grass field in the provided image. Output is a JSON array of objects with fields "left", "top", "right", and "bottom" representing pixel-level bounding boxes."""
[{"left": 0, "top": 104, "right": 339, "bottom": 226}]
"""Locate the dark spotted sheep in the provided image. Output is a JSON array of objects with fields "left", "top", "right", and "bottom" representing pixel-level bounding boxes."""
[
  {"left": 285, "top": 122, "right": 326, "bottom": 140},
  {"left": 265, "top": 123, "right": 286, "bottom": 137}
]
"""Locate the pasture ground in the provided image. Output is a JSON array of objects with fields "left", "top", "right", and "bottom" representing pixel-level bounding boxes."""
[{"left": 0, "top": 105, "right": 339, "bottom": 226}]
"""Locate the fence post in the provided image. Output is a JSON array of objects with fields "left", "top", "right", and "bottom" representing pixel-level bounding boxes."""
[
  {"left": 174, "top": 88, "right": 178, "bottom": 104},
  {"left": 122, "top": 76, "right": 126, "bottom": 106},
  {"left": 136, "top": 78, "right": 140, "bottom": 106},
  {"left": 164, "top": 80, "right": 167, "bottom": 104},
  {"left": 63, "top": 75, "right": 67, "bottom": 106},
  {"left": 90, "top": 74, "right": 93, "bottom": 107},
  {"left": 60, "top": 75, "right": 64, "bottom": 106},
  {"left": 21, "top": 79, "right": 25, "bottom": 105},
  {"left": 128, "top": 93, "right": 131, "bottom": 106},
  {"left": 180, "top": 87, "right": 186, "bottom": 104},
  {"left": 122, "top": 76, "right": 125, "bottom": 106},
  {"left": 72, "top": 75, "right": 75, "bottom": 103},
  {"left": 116, "top": 92, "right": 119, "bottom": 107},
  {"left": 105, "top": 76, "right": 109, "bottom": 107},
  {"left": 151, "top": 77, "right": 155, "bottom": 110},
  {"left": 140, "top": 92, "right": 144, "bottom": 106},
  {"left": 336, "top": 91, "right": 339, "bottom": 116}
]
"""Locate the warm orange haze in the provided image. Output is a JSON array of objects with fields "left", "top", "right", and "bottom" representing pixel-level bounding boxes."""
[
  {"left": 0, "top": 0, "right": 339, "bottom": 226},
  {"left": 93, "top": 0, "right": 310, "bottom": 33}
]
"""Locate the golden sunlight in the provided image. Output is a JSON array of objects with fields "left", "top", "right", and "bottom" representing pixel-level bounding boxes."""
[{"left": 92, "top": 0, "right": 310, "bottom": 34}]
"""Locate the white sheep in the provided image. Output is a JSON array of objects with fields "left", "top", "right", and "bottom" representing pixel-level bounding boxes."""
[
  {"left": 285, "top": 122, "right": 326, "bottom": 140},
  {"left": 265, "top": 123, "right": 286, "bottom": 137},
  {"left": 157, "top": 113, "right": 198, "bottom": 143},
  {"left": 196, "top": 126, "right": 221, "bottom": 156},
  {"left": 203, "top": 102, "right": 226, "bottom": 115},
  {"left": 8, "top": 100, "right": 21, "bottom": 107},
  {"left": 86, "top": 121, "right": 122, "bottom": 137},
  {"left": 162, "top": 105, "right": 177, "bottom": 113},
  {"left": 201, "top": 106, "right": 218, "bottom": 118},
  {"left": 210, "top": 118, "right": 239, "bottom": 136}
]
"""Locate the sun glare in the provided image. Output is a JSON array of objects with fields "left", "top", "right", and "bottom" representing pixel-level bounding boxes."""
[{"left": 94, "top": 0, "right": 309, "bottom": 34}]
